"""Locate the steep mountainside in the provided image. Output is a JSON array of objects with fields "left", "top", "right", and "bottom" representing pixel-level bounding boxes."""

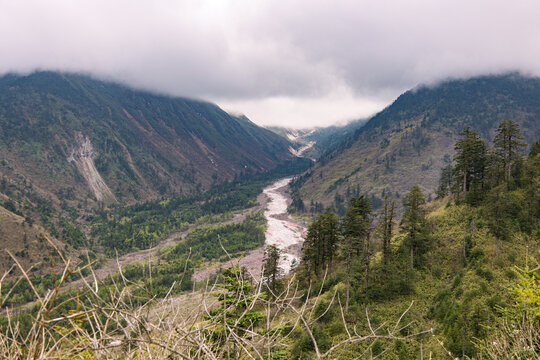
[
  {"left": 0, "top": 71, "right": 293, "bottom": 270},
  {"left": 292, "top": 74, "right": 540, "bottom": 214},
  {"left": 0, "top": 72, "right": 292, "bottom": 207}
]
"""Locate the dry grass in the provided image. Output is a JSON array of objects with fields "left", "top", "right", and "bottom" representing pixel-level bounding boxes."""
[{"left": 0, "top": 235, "right": 433, "bottom": 359}]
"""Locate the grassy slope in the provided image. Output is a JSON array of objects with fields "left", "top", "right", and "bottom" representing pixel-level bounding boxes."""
[
  {"left": 292, "top": 200, "right": 535, "bottom": 359},
  {"left": 299, "top": 118, "right": 454, "bottom": 207},
  {"left": 0, "top": 204, "right": 70, "bottom": 274}
]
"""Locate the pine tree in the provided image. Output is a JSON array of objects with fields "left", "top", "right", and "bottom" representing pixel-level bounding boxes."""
[
  {"left": 263, "top": 245, "right": 282, "bottom": 294},
  {"left": 453, "top": 127, "right": 487, "bottom": 203},
  {"left": 381, "top": 195, "right": 395, "bottom": 265},
  {"left": 341, "top": 196, "right": 372, "bottom": 311},
  {"left": 493, "top": 119, "right": 527, "bottom": 188},
  {"left": 301, "top": 208, "right": 339, "bottom": 277},
  {"left": 486, "top": 186, "right": 509, "bottom": 259},
  {"left": 529, "top": 139, "right": 540, "bottom": 157},
  {"left": 400, "top": 186, "right": 429, "bottom": 269},
  {"left": 436, "top": 164, "right": 454, "bottom": 198}
]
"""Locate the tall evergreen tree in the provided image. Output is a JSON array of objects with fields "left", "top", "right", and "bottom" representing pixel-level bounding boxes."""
[
  {"left": 341, "top": 196, "right": 372, "bottom": 311},
  {"left": 486, "top": 186, "right": 510, "bottom": 259},
  {"left": 523, "top": 140, "right": 540, "bottom": 232},
  {"left": 400, "top": 186, "right": 429, "bottom": 269},
  {"left": 381, "top": 195, "right": 395, "bottom": 265},
  {"left": 263, "top": 245, "right": 282, "bottom": 294},
  {"left": 493, "top": 119, "right": 527, "bottom": 188},
  {"left": 453, "top": 127, "right": 487, "bottom": 203},
  {"left": 529, "top": 138, "right": 540, "bottom": 158},
  {"left": 436, "top": 164, "right": 454, "bottom": 199},
  {"left": 301, "top": 208, "right": 339, "bottom": 277}
]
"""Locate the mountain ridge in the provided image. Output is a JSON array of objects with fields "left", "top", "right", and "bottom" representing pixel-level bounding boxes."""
[
  {"left": 292, "top": 73, "right": 540, "bottom": 215},
  {"left": 0, "top": 71, "right": 293, "bottom": 206},
  {"left": 0, "top": 71, "right": 294, "bottom": 270}
]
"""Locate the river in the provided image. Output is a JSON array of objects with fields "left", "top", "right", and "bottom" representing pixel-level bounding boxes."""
[
  {"left": 192, "top": 137, "right": 313, "bottom": 280},
  {"left": 263, "top": 177, "right": 306, "bottom": 273}
]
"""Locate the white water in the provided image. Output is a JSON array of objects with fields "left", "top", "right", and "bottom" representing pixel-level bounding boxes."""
[{"left": 263, "top": 177, "right": 306, "bottom": 273}]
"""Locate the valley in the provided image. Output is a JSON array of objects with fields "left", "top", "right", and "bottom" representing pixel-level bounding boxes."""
[
  {"left": 0, "top": 72, "right": 538, "bottom": 360},
  {"left": 2, "top": 2, "right": 540, "bottom": 358},
  {"left": 66, "top": 191, "right": 267, "bottom": 290}
]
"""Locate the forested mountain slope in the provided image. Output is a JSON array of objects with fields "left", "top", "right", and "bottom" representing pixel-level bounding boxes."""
[
  {"left": 291, "top": 74, "right": 540, "bottom": 215},
  {"left": 0, "top": 71, "right": 292, "bottom": 207},
  {"left": 0, "top": 71, "right": 293, "bottom": 270},
  {"left": 292, "top": 131, "right": 539, "bottom": 358}
]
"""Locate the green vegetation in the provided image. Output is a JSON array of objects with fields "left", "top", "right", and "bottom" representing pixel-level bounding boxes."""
[
  {"left": 91, "top": 180, "right": 263, "bottom": 254},
  {"left": 292, "top": 74, "right": 540, "bottom": 215},
  {"left": 205, "top": 266, "right": 264, "bottom": 355},
  {"left": 289, "top": 121, "right": 539, "bottom": 358},
  {"left": 301, "top": 208, "right": 339, "bottom": 277},
  {"left": 0, "top": 252, "right": 431, "bottom": 359},
  {"left": 400, "top": 185, "right": 430, "bottom": 269},
  {"left": 92, "top": 157, "right": 311, "bottom": 255},
  {"left": 263, "top": 245, "right": 283, "bottom": 294},
  {"left": 1, "top": 212, "right": 265, "bottom": 316},
  {"left": 160, "top": 212, "right": 266, "bottom": 268},
  {"left": 475, "top": 260, "right": 539, "bottom": 358}
]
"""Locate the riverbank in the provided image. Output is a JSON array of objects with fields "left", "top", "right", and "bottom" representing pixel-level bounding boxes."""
[
  {"left": 192, "top": 177, "right": 307, "bottom": 280},
  {"left": 263, "top": 177, "right": 306, "bottom": 273}
]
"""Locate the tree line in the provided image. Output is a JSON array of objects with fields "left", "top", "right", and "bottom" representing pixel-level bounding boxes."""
[{"left": 288, "top": 119, "right": 539, "bottom": 358}]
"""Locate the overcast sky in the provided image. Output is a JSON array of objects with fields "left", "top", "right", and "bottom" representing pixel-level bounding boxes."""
[{"left": 1, "top": 0, "right": 540, "bottom": 128}]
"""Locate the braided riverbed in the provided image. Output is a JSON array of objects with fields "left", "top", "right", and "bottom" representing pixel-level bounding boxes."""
[{"left": 262, "top": 177, "right": 306, "bottom": 273}]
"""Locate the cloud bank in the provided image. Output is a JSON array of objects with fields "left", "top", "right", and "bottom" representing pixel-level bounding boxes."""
[{"left": 1, "top": 0, "right": 540, "bottom": 127}]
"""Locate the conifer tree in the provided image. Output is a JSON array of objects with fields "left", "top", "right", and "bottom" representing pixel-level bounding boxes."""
[
  {"left": 341, "top": 196, "right": 372, "bottom": 311},
  {"left": 301, "top": 208, "right": 339, "bottom": 277},
  {"left": 263, "top": 245, "right": 282, "bottom": 294},
  {"left": 381, "top": 195, "right": 395, "bottom": 265},
  {"left": 529, "top": 138, "right": 540, "bottom": 158},
  {"left": 453, "top": 127, "right": 487, "bottom": 203},
  {"left": 207, "top": 266, "right": 264, "bottom": 355},
  {"left": 400, "top": 186, "right": 429, "bottom": 269},
  {"left": 493, "top": 119, "right": 527, "bottom": 188},
  {"left": 436, "top": 164, "right": 454, "bottom": 198}
]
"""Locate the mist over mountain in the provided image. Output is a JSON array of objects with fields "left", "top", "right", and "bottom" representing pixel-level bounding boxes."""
[
  {"left": 291, "top": 74, "right": 540, "bottom": 214},
  {"left": 0, "top": 71, "right": 292, "bottom": 205},
  {"left": 0, "top": 71, "right": 294, "bottom": 269}
]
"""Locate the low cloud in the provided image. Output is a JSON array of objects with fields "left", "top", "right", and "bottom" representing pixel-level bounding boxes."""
[{"left": 1, "top": 0, "right": 539, "bottom": 127}]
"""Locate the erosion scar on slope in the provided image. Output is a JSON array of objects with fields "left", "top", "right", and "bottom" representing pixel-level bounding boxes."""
[{"left": 68, "top": 133, "right": 116, "bottom": 203}]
